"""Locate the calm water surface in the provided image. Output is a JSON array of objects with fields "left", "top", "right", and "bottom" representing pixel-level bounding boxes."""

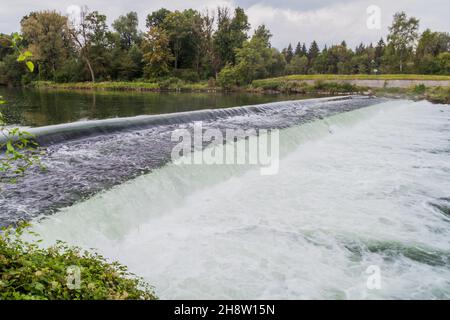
[{"left": 0, "top": 87, "right": 314, "bottom": 127}]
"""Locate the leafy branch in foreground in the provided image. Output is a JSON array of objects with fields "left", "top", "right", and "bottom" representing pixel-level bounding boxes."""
[
  {"left": 0, "top": 223, "right": 157, "bottom": 300},
  {"left": 0, "top": 32, "right": 41, "bottom": 183}
]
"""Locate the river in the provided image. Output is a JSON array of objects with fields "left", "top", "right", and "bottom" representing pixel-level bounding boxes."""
[{"left": 1, "top": 90, "right": 449, "bottom": 299}]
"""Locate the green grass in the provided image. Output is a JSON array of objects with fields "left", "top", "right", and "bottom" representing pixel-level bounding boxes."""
[
  {"left": 33, "top": 76, "right": 450, "bottom": 104},
  {"left": 34, "top": 80, "right": 214, "bottom": 92},
  {"left": 256, "top": 74, "right": 450, "bottom": 82},
  {"left": 372, "top": 85, "right": 450, "bottom": 104},
  {"left": 0, "top": 224, "right": 157, "bottom": 300}
]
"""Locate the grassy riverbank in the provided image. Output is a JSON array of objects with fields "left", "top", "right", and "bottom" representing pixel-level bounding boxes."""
[
  {"left": 33, "top": 80, "right": 215, "bottom": 92},
  {"left": 0, "top": 225, "right": 157, "bottom": 300},
  {"left": 32, "top": 75, "right": 450, "bottom": 104},
  {"left": 254, "top": 74, "right": 450, "bottom": 81},
  {"left": 249, "top": 77, "right": 450, "bottom": 104}
]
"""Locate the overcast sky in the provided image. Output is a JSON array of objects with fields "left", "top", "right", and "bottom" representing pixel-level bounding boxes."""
[{"left": 0, "top": 0, "right": 448, "bottom": 49}]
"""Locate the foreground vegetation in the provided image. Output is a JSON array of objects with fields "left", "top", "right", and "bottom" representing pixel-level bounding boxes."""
[{"left": 0, "top": 225, "right": 157, "bottom": 300}]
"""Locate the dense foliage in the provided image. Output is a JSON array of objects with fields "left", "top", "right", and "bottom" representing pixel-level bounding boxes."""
[
  {"left": 0, "top": 8, "right": 448, "bottom": 88},
  {"left": 0, "top": 225, "right": 157, "bottom": 300}
]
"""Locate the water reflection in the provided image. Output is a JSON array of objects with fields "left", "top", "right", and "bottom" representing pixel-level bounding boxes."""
[{"left": 0, "top": 87, "right": 316, "bottom": 127}]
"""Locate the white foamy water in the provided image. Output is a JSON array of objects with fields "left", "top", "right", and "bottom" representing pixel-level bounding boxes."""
[{"left": 32, "top": 100, "right": 450, "bottom": 299}]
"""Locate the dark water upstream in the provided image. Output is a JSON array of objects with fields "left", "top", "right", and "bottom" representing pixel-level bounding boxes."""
[{"left": 0, "top": 87, "right": 317, "bottom": 127}]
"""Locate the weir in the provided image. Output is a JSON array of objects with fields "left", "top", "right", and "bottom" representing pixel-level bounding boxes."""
[
  {"left": 0, "top": 95, "right": 383, "bottom": 226},
  {"left": 1, "top": 95, "right": 363, "bottom": 146}
]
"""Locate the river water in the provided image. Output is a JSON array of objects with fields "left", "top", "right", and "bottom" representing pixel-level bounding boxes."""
[{"left": 23, "top": 97, "right": 450, "bottom": 299}]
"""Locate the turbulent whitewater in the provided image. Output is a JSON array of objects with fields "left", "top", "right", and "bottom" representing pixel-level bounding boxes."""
[
  {"left": 5, "top": 96, "right": 450, "bottom": 299},
  {"left": 0, "top": 96, "right": 379, "bottom": 226}
]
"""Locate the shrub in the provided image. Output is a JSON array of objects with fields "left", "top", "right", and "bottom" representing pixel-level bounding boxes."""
[
  {"left": 171, "top": 69, "right": 200, "bottom": 83},
  {"left": 412, "top": 84, "right": 427, "bottom": 95},
  {"left": 217, "top": 65, "right": 238, "bottom": 90},
  {"left": 0, "top": 224, "right": 157, "bottom": 300}
]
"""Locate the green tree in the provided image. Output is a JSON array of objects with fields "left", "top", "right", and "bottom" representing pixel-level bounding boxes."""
[
  {"left": 213, "top": 7, "right": 249, "bottom": 68},
  {"left": 374, "top": 38, "right": 385, "bottom": 72},
  {"left": 146, "top": 8, "right": 171, "bottom": 29},
  {"left": 283, "top": 43, "right": 294, "bottom": 64},
  {"left": 436, "top": 52, "right": 450, "bottom": 74},
  {"left": 221, "top": 30, "right": 274, "bottom": 85},
  {"left": 307, "top": 41, "right": 320, "bottom": 70},
  {"left": 85, "top": 11, "right": 113, "bottom": 81},
  {"left": 162, "top": 10, "right": 193, "bottom": 70},
  {"left": 415, "top": 29, "right": 450, "bottom": 74},
  {"left": 141, "top": 27, "right": 173, "bottom": 78},
  {"left": 387, "top": 12, "right": 419, "bottom": 73},
  {"left": 67, "top": 6, "right": 98, "bottom": 82},
  {"left": 21, "top": 11, "right": 69, "bottom": 80},
  {"left": 112, "top": 12, "right": 141, "bottom": 50},
  {"left": 253, "top": 24, "right": 272, "bottom": 48},
  {"left": 286, "top": 55, "right": 308, "bottom": 74}
]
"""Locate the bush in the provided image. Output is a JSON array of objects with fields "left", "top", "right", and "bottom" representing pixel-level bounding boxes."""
[
  {"left": 217, "top": 65, "right": 238, "bottom": 90},
  {"left": 0, "top": 224, "right": 157, "bottom": 300},
  {"left": 54, "top": 59, "right": 85, "bottom": 83},
  {"left": 171, "top": 69, "right": 200, "bottom": 83},
  {"left": 412, "top": 84, "right": 427, "bottom": 95},
  {"left": 159, "top": 77, "right": 183, "bottom": 89}
]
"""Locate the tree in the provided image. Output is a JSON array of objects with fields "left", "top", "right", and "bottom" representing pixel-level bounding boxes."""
[
  {"left": 284, "top": 43, "right": 294, "bottom": 63},
  {"left": 253, "top": 24, "right": 272, "bottom": 48},
  {"left": 162, "top": 10, "right": 194, "bottom": 70},
  {"left": 294, "top": 42, "right": 302, "bottom": 56},
  {"left": 308, "top": 41, "right": 320, "bottom": 62},
  {"left": 84, "top": 11, "right": 113, "bottom": 81},
  {"left": 67, "top": 6, "right": 97, "bottom": 82},
  {"left": 415, "top": 29, "right": 450, "bottom": 73},
  {"left": 230, "top": 7, "right": 250, "bottom": 56},
  {"left": 374, "top": 38, "right": 385, "bottom": 71},
  {"left": 0, "top": 35, "right": 27, "bottom": 85},
  {"left": 112, "top": 12, "right": 140, "bottom": 50},
  {"left": 213, "top": 7, "right": 231, "bottom": 69},
  {"left": 286, "top": 55, "right": 308, "bottom": 74},
  {"left": 387, "top": 12, "right": 419, "bottom": 73},
  {"left": 213, "top": 7, "right": 249, "bottom": 68},
  {"left": 199, "top": 10, "right": 216, "bottom": 77},
  {"left": 146, "top": 8, "right": 171, "bottom": 29},
  {"left": 225, "top": 31, "right": 274, "bottom": 85},
  {"left": 435, "top": 52, "right": 450, "bottom": 75},
  {"left": 21, "top": 11, "right": 69, "bottom": 80},
  {"left": 141, "top": 27, "right": 173, "bottom": 78}
]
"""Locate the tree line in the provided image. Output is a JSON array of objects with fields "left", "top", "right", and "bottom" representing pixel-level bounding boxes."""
[{"left": 0, "top": 7, "right": 449, "bottom": 87}]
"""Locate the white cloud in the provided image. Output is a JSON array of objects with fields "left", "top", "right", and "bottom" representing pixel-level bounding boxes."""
[{"left": 247, "top": 0, "right": 450, "bottom": 49}]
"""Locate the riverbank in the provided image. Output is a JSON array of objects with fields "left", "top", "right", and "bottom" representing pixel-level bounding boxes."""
[{"left": 32, "top": 74, "right": 450, "bottom": 104}]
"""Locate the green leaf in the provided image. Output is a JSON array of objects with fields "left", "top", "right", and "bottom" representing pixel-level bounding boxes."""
[
  {"left": 26, "top": 61, "right": 35, "bottom": 72},
  {"left": 6, "top": 141, "right": 14, "bottom": 153}
]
